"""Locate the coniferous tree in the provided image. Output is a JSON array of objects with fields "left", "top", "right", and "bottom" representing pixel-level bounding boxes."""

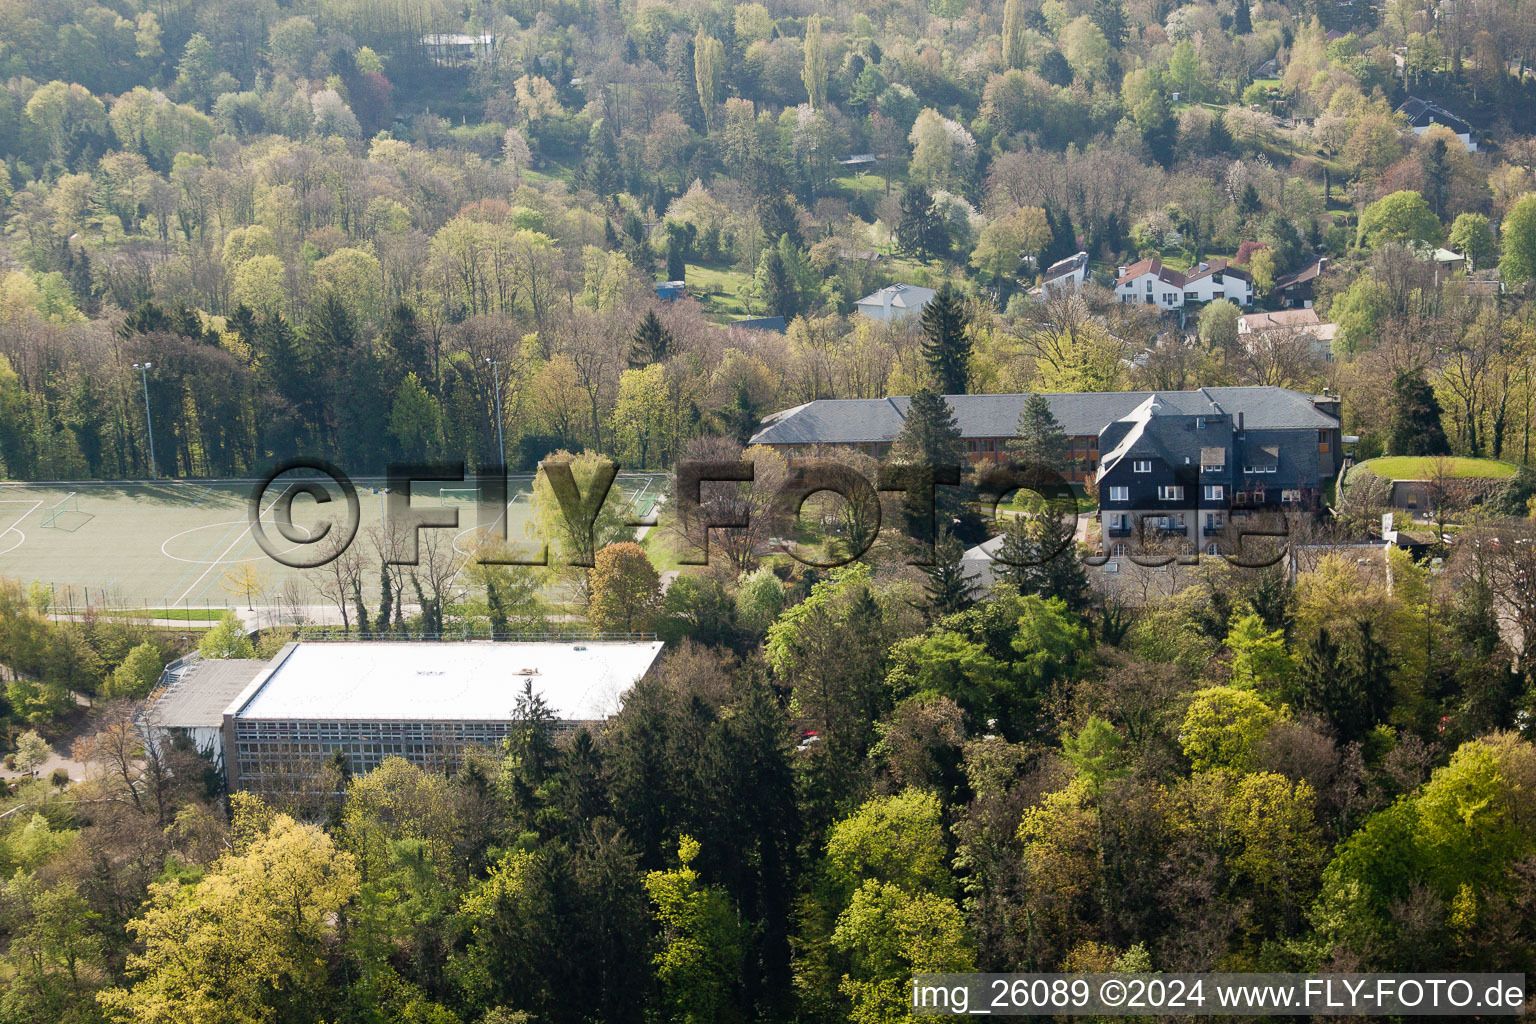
[
  {"left": 666, "top": 234, "right": 686, "bottom": 281},
  {"left": 994, "top": 500, "right": 1089, "bottom": 611},
  {"left": 629, "top": 310, "right": 674, "bottom": 368},
  {"left": 890, "top": 388, "right": 979, "bottom": 540},
  {"left": 1234, "top": 0, "right": 1252, "bottom": 33},
  {"left": 1090, "top": 0, "right": 1127, "bottom": 46},
  {"left": 896, "top": 184, "right": 949, "bottom": 259},
  {"left": 1389, "top": 370, "right": 1451, "bottom": 456},
  {"left": 757, "top": 245, "right": 800, "bottom": 319},
  {"left": 760, "top": 193, "right": 802, "bottom": 247},
  {"left": 923, "top": 527, "right": 975, "bottom": 616},
  {"left": 1007, "top": 393, "right": 1069, "bottom": 470},
  {"left": 919, "top": 284, "right": 971, "bottom": 395},
  {"left": 382, "top": 301, "right": 430, "bottom": 385}
]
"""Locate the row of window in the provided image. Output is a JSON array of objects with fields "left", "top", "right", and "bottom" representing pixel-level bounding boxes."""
[
  {"left": 1108, "top": 542, "right": 1226, "bottom": 556},
  {"left": 1105, "top": 485, "right": 1230, "bottom": 502}
]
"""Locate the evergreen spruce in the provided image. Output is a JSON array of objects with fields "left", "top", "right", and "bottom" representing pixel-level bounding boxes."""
[
  {"left": 890, "top": 388, "right": 979, "bottom": 541},
  {"left": 758, "top": 245, "right": 799, "bottom": 320},
  {"left": 1389, "top": 370, "right": 1451, "bottom": 456},
  {"left": 923, "top": 527, "right": 975, "bottom": 616},
  {"left": 629, "top": 310, "right": 675, "bottom": 368},
  {"left": 1007, "top": 393, "right": 1069, "bottom": 470},
  {"left": 895, "top": 184, "right": 949, "bottom": 259},
  {"left": 666, "top": 234, "right": 686, "bottom": 282},
  {"left": 919, "top": 284, "right": 971, "bottom": 395},
  {"left": 994, "top": 499, "right": 1089, "bottom": 610}
]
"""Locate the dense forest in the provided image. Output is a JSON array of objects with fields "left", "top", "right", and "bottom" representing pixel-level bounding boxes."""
[{"left": 3, "top": 0, "right": 1536, "bottom": 1020}]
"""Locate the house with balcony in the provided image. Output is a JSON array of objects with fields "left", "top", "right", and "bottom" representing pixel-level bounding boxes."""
[
  {"left": 1181, "top": 259, "right": 1253, "bottom": 305},
  {"left": 1115, "top": 257, "right": 1253, "bottom": 310},
  {"left": 1115, "top": 257, "right": 1187, "bottom": 311},
  {"left": 1096, "top": 389, "right": 1341, "bottom": 555}
]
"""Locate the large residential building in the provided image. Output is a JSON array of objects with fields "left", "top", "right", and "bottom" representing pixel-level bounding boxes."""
[
  {"left": 1095, "top": 390, "right": 1340, "bottom": 555},
  {"left": 1114, "top": 257, "right": 1253, "bottom": 310},
  {"left": 750, "top": 386, "right": 1344, "bottom": 493},
  {"left": 855, "top": 283, "right": 937, "bottom": 322},
  {"left": 147, "top": 640, "right": 665, "bottom": 795}
]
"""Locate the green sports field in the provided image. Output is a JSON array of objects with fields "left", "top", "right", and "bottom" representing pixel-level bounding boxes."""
[{"left": 0, "top": 474, "right": 666, "bottom": 613}]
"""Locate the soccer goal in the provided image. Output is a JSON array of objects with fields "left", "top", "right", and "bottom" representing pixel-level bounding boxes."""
[
  {"left": 439, "top": 487, "right": 482, "bottom": 506},
  {"left": 39, "top": 492, "right": 79, "bottom": 528}
]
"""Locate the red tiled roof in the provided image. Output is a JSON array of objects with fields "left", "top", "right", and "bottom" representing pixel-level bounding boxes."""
[{"left": 1117, "top": 257, "right": 1186, "bottom": 287}]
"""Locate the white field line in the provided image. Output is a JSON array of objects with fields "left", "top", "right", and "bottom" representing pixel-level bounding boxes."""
[
  {"left": 0, "top": 500, "right": 43, "bottom": 556},
  {"left": 170, "top": 485, "right": 292, "bottom": 606}
]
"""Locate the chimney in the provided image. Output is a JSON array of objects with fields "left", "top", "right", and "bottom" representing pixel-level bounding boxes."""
[
  {"left": 1117, "top": 265, "right": 1128, "bottom": 278},
  {"left": 1236, "top": 411, "right": 1244, "bottom": 436}
]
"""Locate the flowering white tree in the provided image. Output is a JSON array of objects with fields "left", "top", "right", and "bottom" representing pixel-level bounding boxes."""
[{"left": 908, "top": 109, "right": 976, "bottom": 188}]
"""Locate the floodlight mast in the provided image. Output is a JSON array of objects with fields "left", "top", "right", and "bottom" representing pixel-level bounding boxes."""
[
  {"left": 132, "top": 361, "right": 157, "bottom": 480},
  {"left": 485, "top": 357, "right": 506, "bottom": 470}
]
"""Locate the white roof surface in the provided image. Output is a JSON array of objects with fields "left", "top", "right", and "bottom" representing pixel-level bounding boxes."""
[
  {"left": 857, "top": 283, "right": 937, "bottom": 308},
  {"left": 229, "top": 641, "right": 665, "bottom": 723}
]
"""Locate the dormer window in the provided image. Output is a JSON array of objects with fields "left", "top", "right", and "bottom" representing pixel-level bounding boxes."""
[{"left": 1133, "top": 459, "right": 1152, "bottom": 473}]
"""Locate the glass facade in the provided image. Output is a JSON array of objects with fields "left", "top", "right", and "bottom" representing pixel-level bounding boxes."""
[{"left": 232, "top": 717, "right": 576, "bottom": 794}]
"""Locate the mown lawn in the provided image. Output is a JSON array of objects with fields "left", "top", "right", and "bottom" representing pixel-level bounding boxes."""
[
  {"left": 1353, "top": 456, "right": 1519, "bottom": 481},
  {"left": 683, "top": 261, "right": 753, "bottom": 320}
]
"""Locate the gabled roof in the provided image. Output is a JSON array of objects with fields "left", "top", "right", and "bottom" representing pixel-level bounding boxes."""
[
  {"left": 856, "top": 283, "right": 937, "bottom": 309},
  {"left": 1183, "top": 258, "right": 1245, "bottom": 284},
  {"left": 750, "top": 387, "right": 1341, "bottom": 446},
  {"left": 1276, "top": 258, "right": 1326, "bottom": 290},
  {"left": 1043, "top": 251, "right": 1089, "bottom": 283},
  {"left": 1240, "top": 308, "right": 1322, "bottom": 331},
  {"left": 1117, "top": 257, "right": 1186, "bottom": 288},
  {"left": 1395, "top": 96, "right": 1472, "bottom": 135}
]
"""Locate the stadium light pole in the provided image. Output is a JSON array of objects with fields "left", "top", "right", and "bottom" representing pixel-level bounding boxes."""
[
  {"left": 132, "top": 362, "right": 157, "bottom": 480},
  {"left": 485, "top": 357, "right": 506, "bottom": 469}
]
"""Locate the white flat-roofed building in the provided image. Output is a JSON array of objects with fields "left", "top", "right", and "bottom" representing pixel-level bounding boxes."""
[{"left": 220, "top": 640, "right": 664, "bottom": 793}]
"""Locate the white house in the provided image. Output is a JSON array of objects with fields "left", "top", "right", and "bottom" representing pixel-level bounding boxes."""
[
  {"left": 1238, "top": 307, "right": 1338, "bottom": 360},
  {"left": 1181, "top": 258, "right": 1253, "bottom": 306},
  {"left": 1031, "top": 251, "right": 1090, "bottom": 300},
  {"left": 1395, "top": 97, "right": 1477, "bottom": 152},
  {"left": 855, "top": 283, "right": 937, "bottom": 322},
  {"left": 1115, "top": 257, "right": 1187, "bottom": 311}
]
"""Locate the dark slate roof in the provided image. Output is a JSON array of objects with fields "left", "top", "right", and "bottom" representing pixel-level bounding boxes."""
[
  {"left": 1042, "top": 251, "right": 1088, "bottom": 282},
  {"left": 1276, "top": 258, "right": 1326, "bottom": 290},
  {"left": 750, "top": 387, "right": 1340, "bottom": 445},
  {"left": 1395, "top": 97, "right": 1472, "bottom": 135},
  {"left": 733, "top": 316, "right": 787, "bottom": 332},
  {"left": 1184, "top": 258, "right": 1247, "bottom": 284}
]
